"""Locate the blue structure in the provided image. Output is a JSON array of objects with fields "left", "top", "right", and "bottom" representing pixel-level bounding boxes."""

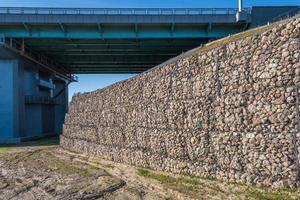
[
  {"left": 0, "top": 43, "right": 72, "bottom": 143},
  {"left": 0, "top": 5, "right": 299, "bottom": 143}
]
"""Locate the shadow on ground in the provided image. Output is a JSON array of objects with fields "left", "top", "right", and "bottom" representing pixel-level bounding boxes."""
[{"left": 0, "top": 135, "right": 59, "bottom": 148}]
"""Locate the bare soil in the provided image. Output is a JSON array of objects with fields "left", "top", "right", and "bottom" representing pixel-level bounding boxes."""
[{"left": 1, "top": 137, "right": 300, "bottom": 200}]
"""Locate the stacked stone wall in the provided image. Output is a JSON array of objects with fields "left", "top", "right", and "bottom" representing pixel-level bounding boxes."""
[{"left": 61, "top": 17, "right": 300, "bottom": 187}]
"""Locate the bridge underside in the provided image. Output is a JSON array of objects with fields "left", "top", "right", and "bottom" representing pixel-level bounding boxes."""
[
  {"left": 0, "top": 6, "right": 299, "bottom": 74},
  {"left": 24, "top": 38, "right": 212, "bottom": 73},
  {"left": 1, "top": 23, "right": 245, "bottom": 73},
  {"left": 0, "top": 7, "right": 252, "bottom": 73}
]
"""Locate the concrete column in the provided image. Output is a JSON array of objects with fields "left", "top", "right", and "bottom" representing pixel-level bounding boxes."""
[{"left": 0, "top": 60, "right": 23, "bottom": 143}]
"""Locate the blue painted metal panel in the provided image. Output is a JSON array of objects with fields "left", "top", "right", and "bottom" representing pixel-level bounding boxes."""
[
  {"left": 42, "top": 105, "right": 55, "bottom": 134},
  {"left": 0, "top": 60, "right": 19, "bottom": 139},
  {"left": 24, "top": 104, "right": 42, "bottom": 137},
  {"left": 0, "top": 47, "right": 68, "bottom": 143},
  {"left": 24, "top": 68, "right": 38, "bottom": 96}
]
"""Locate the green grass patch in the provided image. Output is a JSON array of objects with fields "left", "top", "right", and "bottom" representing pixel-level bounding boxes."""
[
  {"left": 246, "top": 189, "right": 294, "bottom": 200},
  {"left": 0, "top": 147, "right": 12, "bottom": 154},
  {"left": 137, "top": 168, "right": 219, "bottom": 199},
  {"left": 245, "top": 185, "right": 300, "bottom": 200},
  {"left": 48, "top": 158, "right": 87, "bottom": 176},
  {"left": 137, "top": 168, "right": 300, "bottom": 200},
  {"left": 0, "top": 136, "right": 59, "bottom": 149},
  {"left": 0, "top": 136, "right": 59, "bottom": 155}
]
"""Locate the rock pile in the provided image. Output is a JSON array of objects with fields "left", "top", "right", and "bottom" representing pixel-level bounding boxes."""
[{"left": 61, "top": 17, "right": 300, "bottom": 187}]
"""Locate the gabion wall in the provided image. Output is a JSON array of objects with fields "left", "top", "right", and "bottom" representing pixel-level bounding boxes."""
[{"left": 61, "top": 17, "right": 300, "bottom": 187}]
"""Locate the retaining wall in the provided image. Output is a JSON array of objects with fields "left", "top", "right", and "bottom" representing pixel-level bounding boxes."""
[{"left": 61, "top": 17, "right": 300, "bottom": 187}]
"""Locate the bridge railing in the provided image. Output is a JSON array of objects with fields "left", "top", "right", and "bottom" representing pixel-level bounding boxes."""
[{"left": 0, "top": 7, "right": 250, "bottom": 15}]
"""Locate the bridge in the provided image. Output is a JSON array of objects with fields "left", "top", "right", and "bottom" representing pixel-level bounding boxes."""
[
  {"left": 0, "top": 7, "right": 252, "bottom": 73},
  {"left": 0, "top": 4, "right": 299, "bottom": 143}
]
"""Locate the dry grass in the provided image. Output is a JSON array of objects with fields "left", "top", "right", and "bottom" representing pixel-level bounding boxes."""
[
  {"left": 190, "top": 14, "right": 300, "bottom": 57},
  {"left": 195, "top": 24, "right": 277, "bottom": 54}
]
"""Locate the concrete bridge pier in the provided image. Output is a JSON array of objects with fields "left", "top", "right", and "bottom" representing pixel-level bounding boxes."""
[{"left": 0, "top": 47, "right": 68, "bottom": 143}]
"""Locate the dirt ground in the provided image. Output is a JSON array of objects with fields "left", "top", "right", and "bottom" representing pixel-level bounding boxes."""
[{"left": 1, "top": 137, "right": 300, "bottom": 200}]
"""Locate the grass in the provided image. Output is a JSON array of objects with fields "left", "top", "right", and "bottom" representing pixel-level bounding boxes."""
[
  {"left": 183, "top": 14, "right": 300, "bottom": 61},
  {"left": 101, "top": 163, "right": 115, "bottom": 169},
  {"left": 0, "top": 136, "right": 59, "bottom": 154},
  {"left": 49, "top": 159, "right": 91, "bottom": 176},
  {"left": 245, "top": 186, "right": 300, "bottom": 200},
  {"left": 0, "top": 147, "right": 11, "bottom": 154},
  {"left": 137, "top": 168, "right": 215, "bottom": 199},
  {"left": 0, "top": 135, "right": 59, "bottom": 148},
  {"left": 0, "top": 136, "right": 85, "bottom": 176},
  {"left": 246, "top": 189, "right": 293, "bottom": 200},
  {"left": 194, "top": 23, "right": 277, "bottom": 56},
  {"left": 0, "top": 145, "right": 92, "bottom": 177},
  {"left": 136, "top": 168, "right": 300, "bottom": 200}
]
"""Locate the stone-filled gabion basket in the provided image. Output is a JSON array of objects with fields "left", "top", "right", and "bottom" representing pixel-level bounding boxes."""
[{"left": 61, "top": 16, "right": 300, "bottom": 188}]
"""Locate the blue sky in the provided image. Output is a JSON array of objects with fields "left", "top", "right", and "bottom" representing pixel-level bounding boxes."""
[{"left": 1, "top": 0, "right": 299, "bottom": 100}]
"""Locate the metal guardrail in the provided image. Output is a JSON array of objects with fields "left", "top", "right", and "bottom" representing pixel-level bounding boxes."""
[
  {"left": 0, "top": 35, "right": 77, "bottom": 82},
  {"left": 0, "top": 7, "right": 251, "bottom": 15}
]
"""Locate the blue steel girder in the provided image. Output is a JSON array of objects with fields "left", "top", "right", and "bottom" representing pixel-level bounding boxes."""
[
  {"left": 0, "top": 23, "right": 247, "bottom": 39},
  {"left": 23, "top": 38, "right": 206, "bottom": 56},
  {"left": 24, "top": 38, "right": 205, "bottom": 72},
  {"left": 58, "top": 23, "right": 67, "bottom": 34},
  {"left": 0, "top": 7, "right": 251, "bottom": 39}
]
